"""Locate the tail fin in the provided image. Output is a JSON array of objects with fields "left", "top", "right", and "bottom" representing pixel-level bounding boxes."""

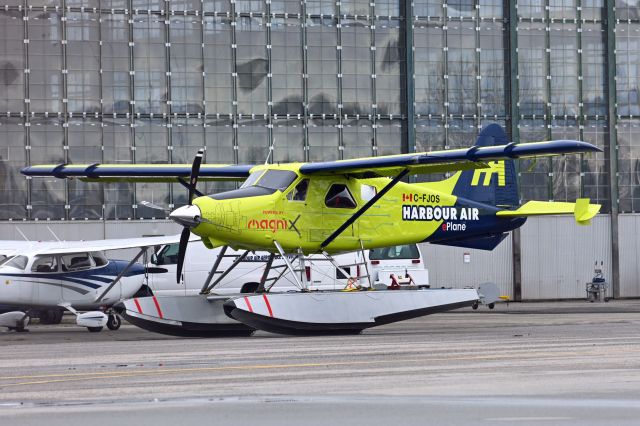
[{"left": 452, "top": 124, "right": 519, "bottom": 207}]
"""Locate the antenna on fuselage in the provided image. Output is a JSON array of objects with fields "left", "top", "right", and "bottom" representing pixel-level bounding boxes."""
[{"left": 265, "top": 145, "right": 274, "bottom": 165}]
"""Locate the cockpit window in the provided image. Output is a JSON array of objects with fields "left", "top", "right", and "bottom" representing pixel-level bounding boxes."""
[
  {"left": 216, "top": 169, "right": 298, "bottom": 201},
  {"left": 240, "top": 170, "right": 265, "bottom": 188},
  {"left": 0, "top": 255, "right": 11, "bottom": 266},
  {"left": 287, "top": 179, "right": 309, "bottom": 201},
  {"left": 254, "top": 170, "right": 297, "bottom": 191},
  {"left": 31, "top": 255, "right": 59, "bottom": 273},
  {"left": 4, "top": 255, "right": 28, "bottom": 270}
]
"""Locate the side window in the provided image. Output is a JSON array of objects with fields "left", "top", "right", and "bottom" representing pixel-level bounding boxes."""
[
  {"left": 61, "top": 253, "right": 94, "bottom": 271},
  {"left": 91, "top": 251, "right": 108, "bottom": 267},
  {"left": 361, "top": 184, "right": 377, "bottom": 202},
  {"left": 325, "top": 184, "right": 357, "bottom": 209},
  {"left": 287, "top": 179, "right": 309, "bottom": 202},
  {"left": 31, "top": 255, "right": 59, "bottom": 273}
]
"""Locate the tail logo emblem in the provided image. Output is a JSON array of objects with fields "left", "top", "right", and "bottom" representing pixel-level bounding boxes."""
[{"left": 471, "top": 161, "right": 505, "bottom": 187}]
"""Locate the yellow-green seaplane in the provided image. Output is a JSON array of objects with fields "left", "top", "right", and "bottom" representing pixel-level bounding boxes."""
[{"left": 22, "top": 124, "right": 601, "bottom": 335}]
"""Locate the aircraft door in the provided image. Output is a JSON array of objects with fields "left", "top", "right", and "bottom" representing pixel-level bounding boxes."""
[
  {"left": 59, "top": 252, "right": 95, "bottom": 304},
  {"left": 321, "top": 182, "right": 360, "bottom": 247},
  {"left": 30, "top": 255, "right": 61, "bottom": 305}
]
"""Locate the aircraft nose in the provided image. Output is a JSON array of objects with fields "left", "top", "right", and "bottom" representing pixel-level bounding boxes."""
[{"left": 169, "top": 204, "right": 202, "bottom": 228}]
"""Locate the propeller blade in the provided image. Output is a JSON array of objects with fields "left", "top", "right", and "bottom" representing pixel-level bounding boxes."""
[
  {"left": 140, "top": 200, "right": 170, "bottom": 213},
  {"left": 188, "top": 149, "right": 204, "bottom": 204},
  {"left": 176, "top": 228, "right": 190, "bottom": 284}
]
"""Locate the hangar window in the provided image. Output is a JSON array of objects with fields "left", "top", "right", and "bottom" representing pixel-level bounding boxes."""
[
  {"left": 325, "top": 184, "right": 357, "bottom": 209},
  {"left": 31, "top": 256, "right": 59, "bottom": 273}
]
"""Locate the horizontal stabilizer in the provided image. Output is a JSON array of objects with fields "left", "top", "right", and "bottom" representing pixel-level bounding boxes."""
[{"left": 496, "top": 198, "right": 600, "bottom": 225}]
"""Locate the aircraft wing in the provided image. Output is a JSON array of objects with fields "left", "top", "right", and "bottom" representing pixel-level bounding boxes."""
[
  {"left": 299, "top": 140, "right": 601, "bottom": 178},
  {"left": 20, "top": 164, "right": 254, "bottom": 182},
  {"left": 32, "top": 234, "right": 200, "bottom": 255},
  {"left": 21, "top": 140, "right": 601, "bottom": 181}
]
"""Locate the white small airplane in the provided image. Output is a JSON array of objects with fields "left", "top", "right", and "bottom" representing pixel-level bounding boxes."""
[{"left": 0, "top": 235, "right": 196, "bottom": 333}]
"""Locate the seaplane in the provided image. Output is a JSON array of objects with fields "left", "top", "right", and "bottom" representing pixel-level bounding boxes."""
[
  {"left": 0, "top": 235, "right": 191, "bottom": 332},
  {"left": 22, "top": 124, "right": 602, "bottom": 335}
]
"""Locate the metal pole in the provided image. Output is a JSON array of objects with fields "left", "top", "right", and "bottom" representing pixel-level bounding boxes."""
[
  {"left": 507, "top": 0, "right": 522, "bottom": 301},
  {"left": 404, "top": 0, "right": 415, "bottom": 155},
  {"left": 605, "top": 0, "right": 620, "bottom": 298}
]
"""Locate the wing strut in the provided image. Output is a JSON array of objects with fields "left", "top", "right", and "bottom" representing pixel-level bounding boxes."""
[
  {"left": 199, "top": 246, "right": 228, "bottom": 294},
  {"left": 320, "top": 168, "right": 410, "bottom": 249},
  {"left": 94, "top": 247, "right": 147, "bottom": 303},
  {"left": 201, "top": 249, "right": 251, "bottom": 294}
]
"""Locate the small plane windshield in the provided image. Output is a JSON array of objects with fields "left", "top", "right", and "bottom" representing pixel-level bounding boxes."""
[
  {"left": 254, "top": 170, "right": 297, "bottom": 191},
  {"left": 240, "top": 170, "right": 265, "bottom": 189},
  {"left": 214, "top": 170, "right": 297, "bottom": 201},
  {"left": 3, "top": 255, "right": 28, "bottom": 270},
  {"left": 0, "top": 255, "right": 14, "bottom": 267}
]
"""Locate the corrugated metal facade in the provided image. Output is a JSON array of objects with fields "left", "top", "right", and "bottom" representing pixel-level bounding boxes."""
[
  {"left": 419, "top": 235, "right": 513, "bottom": 298},
  {"left": 520, "top": 216, "right": 612, "bottom": 300},
  {"left": 619, "top": 215, "right": 640, "bottom": 298}
]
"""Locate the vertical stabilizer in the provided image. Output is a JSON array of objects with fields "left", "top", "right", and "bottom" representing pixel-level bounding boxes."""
[{"left": 453, "top": 124, "right": 519, "bottom": 207}]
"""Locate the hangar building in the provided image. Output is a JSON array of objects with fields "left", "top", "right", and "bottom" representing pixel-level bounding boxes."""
[{"left": 0, "top": 1, "right": 638, "bottom": 299}]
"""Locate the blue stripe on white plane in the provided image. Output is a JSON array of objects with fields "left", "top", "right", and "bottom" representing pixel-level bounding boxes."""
[{"left": 1, "top": 261, "right": 146, "bottom": 290}]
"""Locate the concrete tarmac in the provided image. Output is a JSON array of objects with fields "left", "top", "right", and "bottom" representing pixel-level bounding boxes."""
[{"left": 1, "top": 301, "right": 640, "bottom": 425}]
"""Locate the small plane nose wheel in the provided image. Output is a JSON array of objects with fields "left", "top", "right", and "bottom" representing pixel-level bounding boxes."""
[{"left": 106, "top": 314, "right": 122, "bottom": 331}]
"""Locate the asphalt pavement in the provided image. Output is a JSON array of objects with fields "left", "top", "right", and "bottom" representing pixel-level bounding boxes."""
[{"left": 1, "top": 301, "right": 640, "bottom": 425}]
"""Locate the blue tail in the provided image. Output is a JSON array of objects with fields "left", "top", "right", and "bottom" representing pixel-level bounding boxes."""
[{"left": 452, "top": 124, "right": 519, "bottom": 208}]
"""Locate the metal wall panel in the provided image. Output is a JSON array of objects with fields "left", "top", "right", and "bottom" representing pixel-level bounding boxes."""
[
  {"left": 419, "top": 234, "right": 513, "bottom": 298},
  {"left": 520, "top": 215, "right": 612, "bottom": 300},
  {"left": 0, "top": 220, "right": 180, "bottom": 241},
  {"left": 618, "top": 215, "right": 640, "bottom": 297}
]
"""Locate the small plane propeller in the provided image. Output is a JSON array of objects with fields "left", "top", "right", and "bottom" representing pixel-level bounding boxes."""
[{"left": 174, "top": 148, "right": 204, "bottom": 283}]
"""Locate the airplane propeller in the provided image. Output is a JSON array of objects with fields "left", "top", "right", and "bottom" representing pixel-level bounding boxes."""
[{"left": 173, "top": 149, "right": 204, "bottom": 284}]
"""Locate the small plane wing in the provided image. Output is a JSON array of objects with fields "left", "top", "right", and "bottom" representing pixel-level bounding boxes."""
[
  {"left": 299, "top": 140, "right": 602, "bottom": 178},
  {"left": 21, "top": 140, "right": 601, "bottom": 181},
  {"left": 30, "top": 234, "right": 200, "bottom": 255},
  {"left": 21, "top": 164, "right": 254, "bottom": 182}
]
